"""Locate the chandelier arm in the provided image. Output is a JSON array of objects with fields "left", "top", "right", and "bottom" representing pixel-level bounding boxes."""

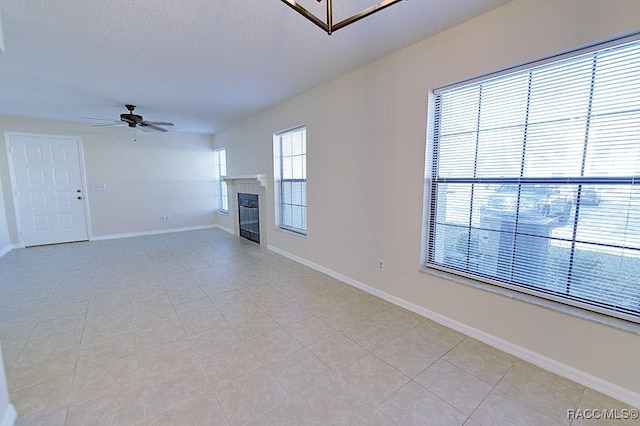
[
  {"left": 279, "top": 0, "right": 329, "bottom": 33},
  {"left": 331, "top": 0, "right": 404, "bottom": 33}
]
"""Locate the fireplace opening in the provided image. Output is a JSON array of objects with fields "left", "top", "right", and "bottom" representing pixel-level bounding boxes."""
[{"left": 238, "top": 193, "right": 260, "bottom": 244}]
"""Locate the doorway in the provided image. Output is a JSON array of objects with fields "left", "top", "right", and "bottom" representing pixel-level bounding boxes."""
[{"left": 6, "top": 133, "right": 90, "bottom": 247}]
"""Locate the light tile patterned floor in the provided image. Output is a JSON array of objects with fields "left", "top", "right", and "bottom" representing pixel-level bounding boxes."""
[{"left": 0, "top": 229, "right": 636, "bottom": 425}]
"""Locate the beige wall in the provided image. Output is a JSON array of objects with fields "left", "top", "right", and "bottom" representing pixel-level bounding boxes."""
[
  {"left": 214, "top": 0, "right": 640, "bottom": 401},
  {"left": 0, "top": 116, "right": 216, "bottom": 242}
]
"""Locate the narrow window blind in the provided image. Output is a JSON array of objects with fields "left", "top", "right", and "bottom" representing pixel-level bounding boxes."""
[{"left": 425, "top": 37, "right": 640, "bottom": 322}]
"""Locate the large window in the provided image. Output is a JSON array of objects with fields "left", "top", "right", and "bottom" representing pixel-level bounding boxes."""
[
  {"left": 214, "top": 148, "right": 228, "bottom": 213},
  {"left": 275, "top": 126, "right": 307, "bottom": 234},
  {"left": 424, "top": 36, "right": 640, "bottom": 323}
]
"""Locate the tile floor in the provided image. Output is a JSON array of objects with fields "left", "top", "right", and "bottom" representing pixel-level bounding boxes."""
[{"left": 0, "top": 229, "right": 636, "bottom": 425}]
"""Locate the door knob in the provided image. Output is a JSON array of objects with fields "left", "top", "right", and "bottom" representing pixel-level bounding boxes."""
[{"left": 77, "top": 196, "right": 83, "bottom": 200}]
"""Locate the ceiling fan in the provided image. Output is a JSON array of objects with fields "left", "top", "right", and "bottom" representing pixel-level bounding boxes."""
[{"left": 84, "top": 104, "right": 174, "bottom": 132}]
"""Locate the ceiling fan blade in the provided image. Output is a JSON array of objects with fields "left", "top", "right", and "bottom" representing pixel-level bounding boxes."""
[
  {"left": 92, "top": 123, "right": 125, "bottom": 127},
  {"left": 143, "top": 121, "right": 174, "bottom": 126},
  {"left": 81, "top": 116, "right": 121, "bottom": 122},
  {"left": 139, "top": 123, "right": 169, "bottom": 132}
]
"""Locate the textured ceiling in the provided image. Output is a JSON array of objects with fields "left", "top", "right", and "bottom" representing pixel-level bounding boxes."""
[{"left": 0, "top": 0, "right": 512, "bottom": 134}]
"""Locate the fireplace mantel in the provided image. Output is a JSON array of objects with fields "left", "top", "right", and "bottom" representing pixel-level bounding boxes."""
[{"left": 222, "top": 174, "right": 268, "bottom": 189}]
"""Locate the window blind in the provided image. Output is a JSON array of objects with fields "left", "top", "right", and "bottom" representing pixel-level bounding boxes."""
[{"left": 425, "top": 37, "right": 640, "bottom": 322}]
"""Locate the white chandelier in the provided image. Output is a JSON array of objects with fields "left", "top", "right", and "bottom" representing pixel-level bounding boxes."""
[{"left": 280, "top": 0, "right": 404, "bottom": 35}]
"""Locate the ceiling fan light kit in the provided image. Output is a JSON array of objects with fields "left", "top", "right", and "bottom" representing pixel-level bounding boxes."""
[{"left": 280, "top": 0, "right": 404, "bottom": 35}]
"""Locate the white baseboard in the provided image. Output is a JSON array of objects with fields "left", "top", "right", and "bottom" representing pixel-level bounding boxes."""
[
  {"left": 214, "top": 224, "right": 234, "bottom": 235},
  {"left": 0, "top": 404, "right": 16, "bottom": 426},
  {"left": 91, "top": 225, "right": 216, "bottom": 241},
  {"left": 267, "top": 244, "right": 640, "bottom": 409},
  {"left": 0, "top": 245, "right": 13, "bottom": 259}
]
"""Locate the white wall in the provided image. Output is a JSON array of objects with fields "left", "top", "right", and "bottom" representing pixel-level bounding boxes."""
[
  {"left": 0, "top": 116, "right": 216, "bottom": 241},
  {"left": 214, "top": 0, "right": 640, "bottom": 404}
]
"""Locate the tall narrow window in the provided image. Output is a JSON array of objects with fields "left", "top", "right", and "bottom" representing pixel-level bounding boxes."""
[
  {"left": 424, "top": 36, "right": 640, "bottom": 323},
  {"left": 214, "top": 148, "right": 228, "bottom": 213},
  {"left": 275, "top": 126, "right": 307, "bottom": 234}
]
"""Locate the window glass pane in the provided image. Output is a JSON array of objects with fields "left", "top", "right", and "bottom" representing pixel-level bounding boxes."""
[
  {"left": 292, "top": 155, "right": 304, "bottom": 179},
  {"left": 293, "top": 205, "right": 304, "bottom": 229},
  {"left": 434, "top": 183, "right": 472, "bottom": 226},
  {"left": 591, "top": 42, "right": 640, "bottom": 115},
  {"left": 282, "top": 181, "right": 292, "bottom": 205},
  {"left": 541, "top": 244, "right": 573, "bottom": 293},
  {"left": 282, "top": 157, "right": 293, "bottom": 179},
  {"left": 291, "top": 130, "right": 303, "bottom": 156},
  {"left": 291, "top": 181, "right": 303, "bottom": 205},
  {"left": 281, "top": 133, "right": 292, "bottom": 157},
  {"left": 302, "top": 181, "right": 307, "bottom": 206},
  {"left": 479, "top": 73, "right": 528, "bottom": 130},
  {"left": 568, "top": 184, "right": 640, "bottom": 249},
  {"left": 524, "top": 119, "right": 585, "bottom": 177},
  {"left": 584, "top": 113, "right": 640, "bottom": 176},
  {"left": 302, "top": 157, "right": 307, "bottom": 179},
  {"left": 302, "top": 206, "right": 307, "bottom": 231},
  {"left": 476, "top": 128, "right": 524, "bottom": 177},
  {"left": 527, "top": 56, "right": 593, "bottom": 125},
  {"left": 283, "top": 204, "right": 292, "bottom": 228},
  {"left": 439, "top": 86, "right": 479, "bottom": 135},
  {"left": 569, "top": 243, "right": 640, "bottom": 313},
  {"left": 437, "top": 133, "right": 476, "bottom": 177},
  {"left": 431, "top": 223, "right": 471, "bottom": 268}
]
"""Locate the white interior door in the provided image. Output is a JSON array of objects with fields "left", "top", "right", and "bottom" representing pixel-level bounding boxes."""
[{"left": 8, "top": 133, "right": 89, "bottom": 247}]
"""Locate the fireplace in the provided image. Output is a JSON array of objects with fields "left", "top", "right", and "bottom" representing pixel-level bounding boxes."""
[
  {"left": 221, "top": 174, "right": 268, "bottom": 247},
  {"left": 238, "top": 193, "right": 260, "bottom": 244}
]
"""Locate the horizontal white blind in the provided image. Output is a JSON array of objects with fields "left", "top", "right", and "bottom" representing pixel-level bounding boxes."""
[{"left": 426, "top": 38, "right": 640, "bottom": 322}]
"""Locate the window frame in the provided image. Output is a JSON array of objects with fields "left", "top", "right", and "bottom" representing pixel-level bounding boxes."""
[
  {"left": 274, "top": 125, "right": 308, "bottom": 235},
  {"left": 214, "top": 148, "right": 228, "bottom": 214},
  {"left": 422, "top": 33, "right": 640, "bottom": 325}
]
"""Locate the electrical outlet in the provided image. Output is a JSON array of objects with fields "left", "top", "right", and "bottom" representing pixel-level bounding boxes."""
[
  {"left": 377, "top": 259, "right": 384, "bottom": 271},
  {"left": 160, "top": 215, "right": 166, "bottom": 221}
]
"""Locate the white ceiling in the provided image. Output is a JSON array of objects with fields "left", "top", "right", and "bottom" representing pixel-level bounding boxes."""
[{"left": 0, "top": 0, "right": 512, "bottom": 134}]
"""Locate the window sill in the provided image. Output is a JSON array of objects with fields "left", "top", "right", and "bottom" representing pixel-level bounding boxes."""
[
  {"left": 217, "top": 210, "right": 228, "bottom": 216},
  {"left": 277, "top": 226, "right": 307, "bottom": 238},
  {"left": 420, "top": 266, "right": 640, "bottom": 336}
]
